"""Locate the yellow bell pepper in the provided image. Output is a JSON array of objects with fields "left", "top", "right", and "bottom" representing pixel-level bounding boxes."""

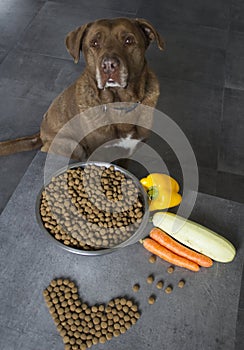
[{"left": 140, "top": 173, "right": 182, "bottom": 211}]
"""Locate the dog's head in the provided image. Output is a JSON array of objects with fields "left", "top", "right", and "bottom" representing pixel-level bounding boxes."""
[{"left": 66, "top": 18, "right": 165, "bottom": 89}]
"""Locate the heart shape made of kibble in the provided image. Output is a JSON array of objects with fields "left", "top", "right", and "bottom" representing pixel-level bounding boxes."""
[{"left": 43, "top": 278, "right": 140, "bottom": 350}]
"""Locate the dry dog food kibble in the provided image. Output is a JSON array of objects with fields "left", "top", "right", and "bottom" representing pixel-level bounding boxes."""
[
  {"left": 43, "top": 279, "right": 140, "bottom": 349},
  {"left": 165, "top": 285, "right": 173, "bottom": 294},
  {"left": 148, "top": 295, "right": 156, "bottom": 305},
  {"left": 132, "top": 284, "right": 140, "bottom": 292},
  {"left": 146, "top": 275, "right": 154, "bottom": 284},
  {"left": 167, "top": 266, "right": 175, "bottom": 274},
  {"left": 156, "top": 281, "right": 164, "bottom": 289},
  {"left": 39, "top": 164, "right": 145, "bottom": 250},
  {"left": 148, "top": 254, "right": 157, "bottom": 263},
  {"left": 178, "top": 280, "right": 185, "bottom": 288}
]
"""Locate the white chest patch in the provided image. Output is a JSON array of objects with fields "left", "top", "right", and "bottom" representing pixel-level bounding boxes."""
[{"left": 107, "top": 134, "right": 141, "bottom": 157}]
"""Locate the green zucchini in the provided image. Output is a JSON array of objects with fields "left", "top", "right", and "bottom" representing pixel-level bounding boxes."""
[{"left": 152, "top": 212, "right": 236, "bottom": 263}]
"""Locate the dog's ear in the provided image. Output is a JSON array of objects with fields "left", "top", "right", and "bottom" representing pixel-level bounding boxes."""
[
  {"left": 65, "top": 23, "right": 91, "bottom": 63},
  {"left": 135, "top": 18, "right": 165, "bottom": 51}
]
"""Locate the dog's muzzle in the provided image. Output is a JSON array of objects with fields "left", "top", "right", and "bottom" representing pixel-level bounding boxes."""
[{"left": 96, "top": 55, "right": 128, "bottom": 89}]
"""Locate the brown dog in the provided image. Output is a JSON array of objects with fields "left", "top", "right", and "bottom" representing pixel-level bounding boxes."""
[{"left": 0, "top": 18, "right": 164, "bottom": 160}]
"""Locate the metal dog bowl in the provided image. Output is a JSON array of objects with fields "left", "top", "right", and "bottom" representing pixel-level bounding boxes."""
[{"left": 36, "top": 161, "right": 149, "bottom": 256}]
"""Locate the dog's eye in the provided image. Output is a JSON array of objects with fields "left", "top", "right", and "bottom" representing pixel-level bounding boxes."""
[
  {"left": 90, "top": 39, "right": 100, "bottom": 48},
  {"left": 124, "top": 36, "right": 134, "bottom": 46}
]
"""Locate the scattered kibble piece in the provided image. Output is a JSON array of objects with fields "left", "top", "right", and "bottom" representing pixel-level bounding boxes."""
[
  {"left": 146, "top": 275, "right": 154, "bottom": 284},
  {"left": 165, "top": 285, "right": 173, "bottom": 294},
  {"left": 148, "top": 255, "right": 157, "bottom": 263},
  {"left": 148, "top": 295, "right": 156, "bottom": 305},
  {"left": 167, "top": 266, "right": 175, "bottom": 274},
  {"left": 178, "top": 280, "right": 185, "bottom": 288},
  {"left": 156, "top": 281, "right": 164, "bottom": 289},
  {"left": 132, "top": 284, "right": 140, "bottom": 292}
]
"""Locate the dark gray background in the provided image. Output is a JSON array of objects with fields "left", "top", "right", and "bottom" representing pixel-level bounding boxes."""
[{"left": 0, "top": 0, "right": 244, "bottom": 212}]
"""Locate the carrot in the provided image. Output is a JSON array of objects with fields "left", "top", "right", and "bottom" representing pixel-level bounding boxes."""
[
  {"left": 142, "top": 238, "right": 200, "bottom": 272},
  {"left": 150, "top": 227, "right": 213, "bottom": 267}
]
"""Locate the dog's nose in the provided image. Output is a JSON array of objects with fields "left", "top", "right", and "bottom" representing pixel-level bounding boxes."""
[{"left": 101, "top": 57, "right": 120, "bottom": 74}]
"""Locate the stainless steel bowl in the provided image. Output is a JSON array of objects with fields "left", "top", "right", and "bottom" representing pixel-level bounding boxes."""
[{"left": 36, "top": 161, "right": 149, "bottom": 256}]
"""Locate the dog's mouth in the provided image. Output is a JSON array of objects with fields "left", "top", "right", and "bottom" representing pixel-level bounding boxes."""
[
  {"left": 105, "top": 78, "right": 123, "bottom": 88},
  {"left": 96, "top": 56, "right": 128, "bottom": 89}
]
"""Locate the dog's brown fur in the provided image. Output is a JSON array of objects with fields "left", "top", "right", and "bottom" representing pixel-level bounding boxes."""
[{"left": 0, "top": 18, "right": 164, "bottom": 159}]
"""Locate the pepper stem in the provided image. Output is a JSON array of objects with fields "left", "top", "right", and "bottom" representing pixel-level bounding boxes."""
[{"left": 147, "top": 186, "right": 159, "bottom": 200}]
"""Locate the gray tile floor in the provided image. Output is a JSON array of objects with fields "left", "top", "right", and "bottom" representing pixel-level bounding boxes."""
[
  {"left": 0, "top": 0, "right": 243, "bottom": 349},
  {"left": 0, "top": 151, "right": 243, "bottom": 350}
]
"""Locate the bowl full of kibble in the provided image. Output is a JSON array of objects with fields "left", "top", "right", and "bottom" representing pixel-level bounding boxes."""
[{"left": 36, "top": 162, "right": 149, "bottom": 255}]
